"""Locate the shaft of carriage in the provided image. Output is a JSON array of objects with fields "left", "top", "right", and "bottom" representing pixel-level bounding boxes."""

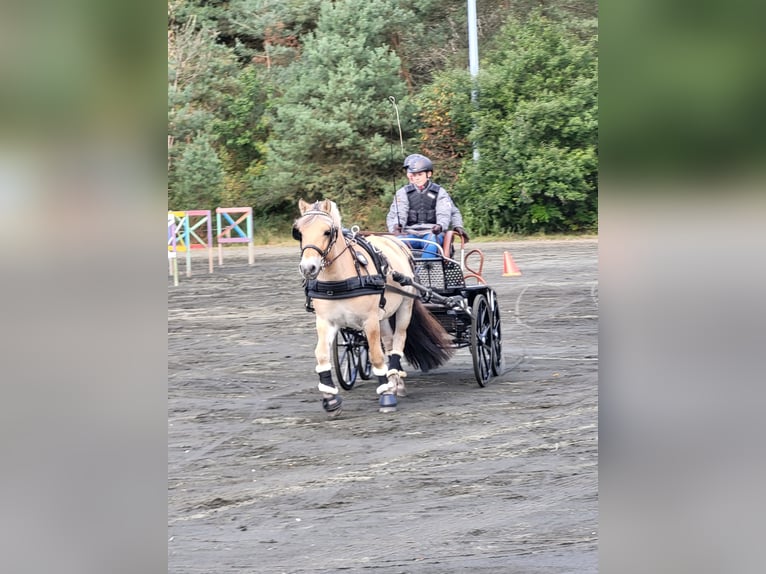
[{"left": 390, "top": 270, "right": 468, "bottom": 312}]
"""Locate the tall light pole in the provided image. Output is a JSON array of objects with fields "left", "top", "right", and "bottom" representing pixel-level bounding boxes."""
[{"left": 467, "top": 0, "right": 479, "bottom": 160}]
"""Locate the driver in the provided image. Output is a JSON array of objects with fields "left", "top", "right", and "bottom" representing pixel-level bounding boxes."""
[{"left": 386, "top": 154, "right": 467, "bottom": 258}]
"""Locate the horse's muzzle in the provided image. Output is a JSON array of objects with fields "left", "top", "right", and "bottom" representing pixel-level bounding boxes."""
[{"left": 299, "top": 260, "right": 321, "bottom": 280}]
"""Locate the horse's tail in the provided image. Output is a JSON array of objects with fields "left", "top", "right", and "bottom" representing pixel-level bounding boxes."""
[{"left": 402, "top": 299, "right": 455, "bottom": 371}]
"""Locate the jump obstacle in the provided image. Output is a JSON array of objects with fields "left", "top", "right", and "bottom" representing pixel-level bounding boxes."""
[
  {"left": 169, "top": 210, "right": 215, "bottom": 277},
  {"left": 167, "top": 213, "right": 179, "bottom": 286},
  {"left": 168, "top": 207, "right": 254, "bottom": 283},
  {"left": 216, "top": 207, "right": 254, "bottom": 266}
]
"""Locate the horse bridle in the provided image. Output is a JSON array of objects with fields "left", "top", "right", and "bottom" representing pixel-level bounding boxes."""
[{"left": 293, "top": 210, "right": 342, "bottom": 265}]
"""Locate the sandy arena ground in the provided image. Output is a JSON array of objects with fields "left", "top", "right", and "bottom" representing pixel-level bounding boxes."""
[{"left": 168, "top": 239, "right": 598, "bottom": 573}]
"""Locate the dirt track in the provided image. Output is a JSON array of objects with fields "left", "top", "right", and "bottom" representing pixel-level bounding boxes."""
[{"left": 168, "top": 240, "right": 598, "bottom": 573}]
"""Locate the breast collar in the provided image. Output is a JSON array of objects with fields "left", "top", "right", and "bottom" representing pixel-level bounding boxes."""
[{"left": 304, "top": 231, "right": 391, "bottom": 310}]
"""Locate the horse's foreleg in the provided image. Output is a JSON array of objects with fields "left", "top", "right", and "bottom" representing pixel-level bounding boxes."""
[
  {"left": 314, "top": 320, "right": 342, "bottom": 415},
  {"left": 364, "top": 319, "right": 398, "bottom": 412}
]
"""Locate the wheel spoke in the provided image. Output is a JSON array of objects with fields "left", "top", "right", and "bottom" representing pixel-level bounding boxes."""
[
  {"left": 333, "top": 329, "right": 359, "bottom": 390},
  {"left": 357, "top": 340, "right": 372, "bottom": 379},
  {"left": 471, "top": 294, "right": 493, "bottom": 387}
]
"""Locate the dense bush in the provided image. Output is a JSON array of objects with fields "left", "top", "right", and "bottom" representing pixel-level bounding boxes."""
[{"left": 452, "top": 13, "right": 598, "bottom": 234}]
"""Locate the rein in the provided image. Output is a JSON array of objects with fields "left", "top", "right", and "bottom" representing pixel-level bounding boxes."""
[
  {"left": 384, "top": 283, "right": 419, "bottom": 300},
  {"left": 322, "top": 240, "right": 353, "bottom": 269}
]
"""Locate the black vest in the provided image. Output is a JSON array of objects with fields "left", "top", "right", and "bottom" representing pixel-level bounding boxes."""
[{"left": 405, "top": 183, "right": 441, "bottom": 226}]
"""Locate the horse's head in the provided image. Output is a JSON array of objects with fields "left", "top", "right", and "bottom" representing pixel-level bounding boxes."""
[{"left": 293, "top": 199, "right": 342, "bottom": 279}]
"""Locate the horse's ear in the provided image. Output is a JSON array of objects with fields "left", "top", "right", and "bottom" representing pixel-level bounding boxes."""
[
  {"left": 318, "top": 199, "right": 332, "bottom": 213},
  {"left": 298, "top": 199, "right": 311, "bottom": 214},
  {"left": 329, "top": 201, "right": 341, "bottom": 221}
]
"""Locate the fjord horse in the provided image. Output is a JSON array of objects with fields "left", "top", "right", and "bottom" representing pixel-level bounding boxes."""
[{"left": 293, "top": 199, "right": 453, "bottom": 415}]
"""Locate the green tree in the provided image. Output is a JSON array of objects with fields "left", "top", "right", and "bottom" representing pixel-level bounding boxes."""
[
  {"left": 456, "top": 12, "right": 598, "bottom": 234},
  {"left": 166, "top": 0, "right": 598, "bottom": 233},
  {"left": 212, "top": 67, "right": 270, "bottom": 207},
  {"left": 414, "top": 68, "right": 474, "bottom": 188},
  {"left": 168, "top": 3, "right": 241, "bottom": 209},
  {"left": 173, "top": 135, "right": 225, "bottom": 210},
  {"left": 225, "top": 0, "right": 325, "bottom": 66},
  {"left": 257, "top": 0, "right": 420, "bottom": 228}
]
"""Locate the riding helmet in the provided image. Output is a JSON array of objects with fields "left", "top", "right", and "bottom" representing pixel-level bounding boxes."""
[{"left": 403, "top": 154, "right": 433, "bottom": 174}]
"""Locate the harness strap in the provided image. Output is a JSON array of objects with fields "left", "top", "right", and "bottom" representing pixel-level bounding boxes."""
[
  {"left": 303, "top": 231, "right": 405, "bottom": 312},
  {"left": 306, "top": 275, "right": 387, "bottom": 299}
]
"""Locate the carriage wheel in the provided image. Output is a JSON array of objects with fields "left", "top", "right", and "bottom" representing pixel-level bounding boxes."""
[
  {"left": 333, "top": 329, "right": 361, "bottom": 390},
  {"left": 357, "top": 338, "right": 372, "bottom": 380},
  {"left": 489, "top": 289, "right": 504, "bottom": 376},
  {"left": 470, "top": 294, "right": 493, "bottom": 387}
]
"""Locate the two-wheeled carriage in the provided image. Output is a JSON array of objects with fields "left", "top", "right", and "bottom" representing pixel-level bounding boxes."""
[
  {"left": 294, "top": 199, "right": 502, "bottom": 415},
  {"left": 332, "top": 230, "right": 503, "bottom": 390}
]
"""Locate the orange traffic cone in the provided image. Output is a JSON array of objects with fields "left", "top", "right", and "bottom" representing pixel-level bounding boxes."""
[{"left": 502, "top": 251, "right": 522, "bottom": 277}]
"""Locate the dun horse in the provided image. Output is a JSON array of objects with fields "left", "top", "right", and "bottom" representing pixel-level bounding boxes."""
[{"left": 293, "top": 199, "right": 453, "bottom": 415}]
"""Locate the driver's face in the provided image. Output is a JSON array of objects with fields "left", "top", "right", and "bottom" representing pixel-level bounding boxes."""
[{"left": 407, "top": 171, "right": 430, "bottom": 188}]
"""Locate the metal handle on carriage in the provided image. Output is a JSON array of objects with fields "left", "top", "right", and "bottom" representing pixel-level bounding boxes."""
[{"left": 390, "top": 270, "right": 467, "bottom": 311}]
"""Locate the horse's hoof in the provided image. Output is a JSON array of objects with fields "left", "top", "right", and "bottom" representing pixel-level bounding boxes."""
[
  {"left": 322, "top": 394, "right": 343, "bottom": 413},
  {"left": 378, "top": 392, "right": 397, "bottom": 413},
  {"left": 396, "top": 386, "right": 407, "bottom": 398}
]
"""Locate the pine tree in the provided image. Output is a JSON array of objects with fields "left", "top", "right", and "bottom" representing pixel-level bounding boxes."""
[
  {"left": 168, "top": 4, "right": 241, "bottom": 209},
  {"left": 257, "top": 0, "right": 419, "bottom": 227},
  {"left": 173, "top": 135, "right": 225, "bottom": 210}
]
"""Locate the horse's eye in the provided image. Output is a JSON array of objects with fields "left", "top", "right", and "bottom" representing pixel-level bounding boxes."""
[{"left": 323, "top": 230, "right": 331, "bottom": 237}]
